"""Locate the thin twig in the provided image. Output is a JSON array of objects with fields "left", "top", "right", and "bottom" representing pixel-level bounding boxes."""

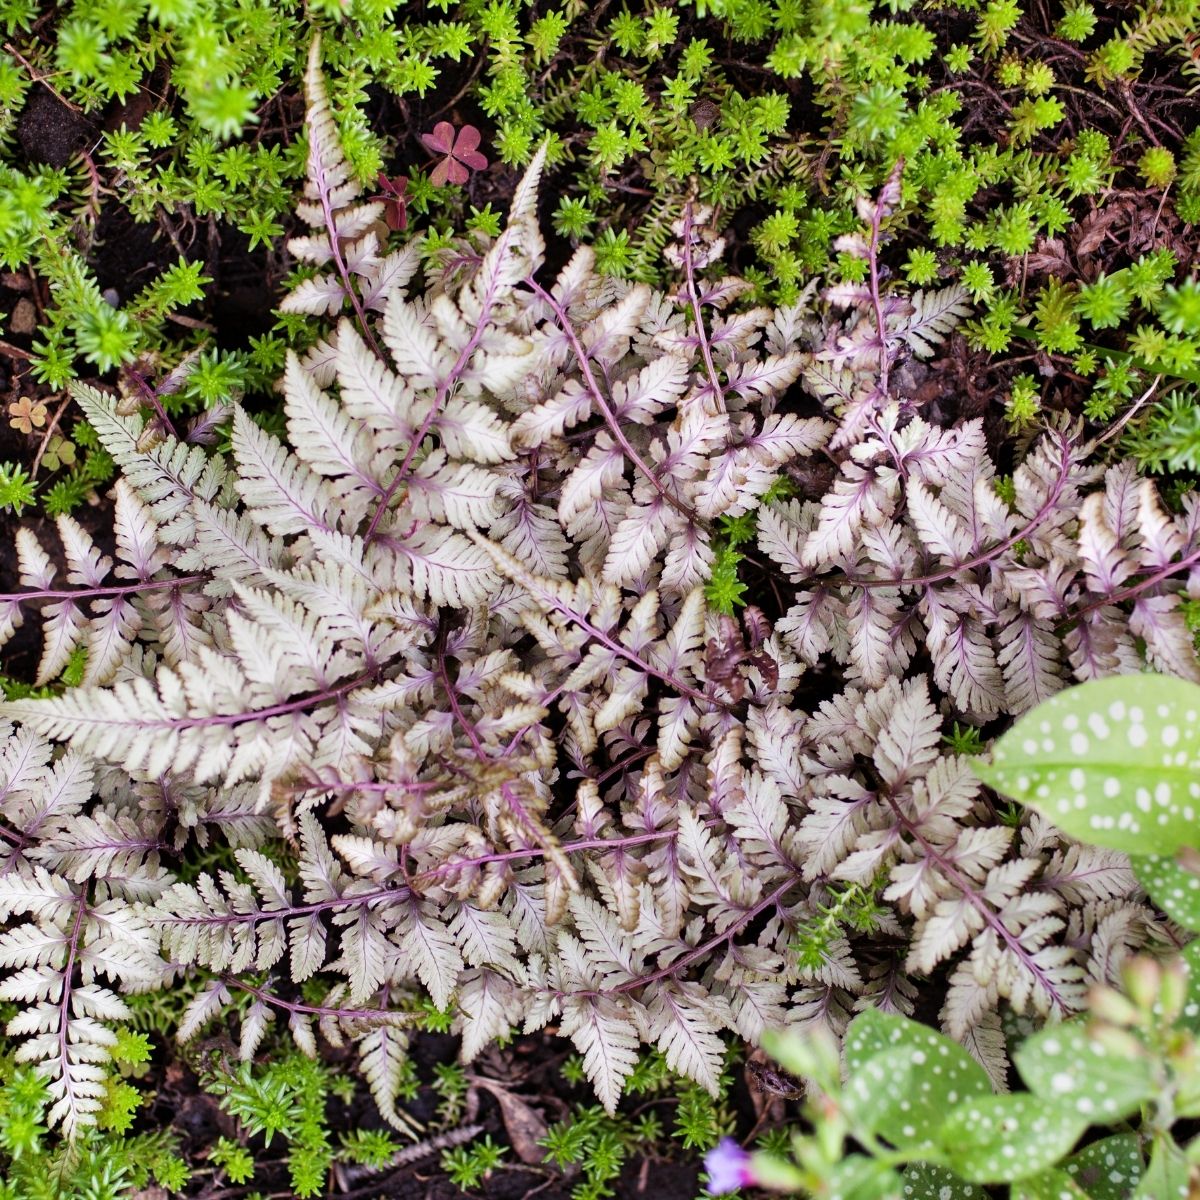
[
  {"left": 0, "top": 338, "right": 33, "bottom": 361},
  {"left": 3, "top": 41, "right": 80, "bottom": 111},
  {"left": 1091, "top": 376, "right": 1161, "bottom": 448},
  {"left": 681, "top": 202, "right": 724, "bottom": 413},
  {"left": 30, "top": 393, "right": 72, "bottom": 478}
]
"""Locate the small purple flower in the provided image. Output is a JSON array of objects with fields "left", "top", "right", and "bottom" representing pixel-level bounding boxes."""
[{"left": 704, "top": 1138, "right": 755, "bottom": 1195}]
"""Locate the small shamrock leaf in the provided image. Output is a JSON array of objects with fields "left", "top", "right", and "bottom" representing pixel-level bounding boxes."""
[
  {"left": 939, "top": 1095, "right": 1087, "bottom": 1183},
  {"left": 973, "top": 674, "right": 1200, "bottom": 855},
  {"left": 41, "top": 435, "right": 77, "bottom": 472},
  {"left": 8, "top": 396, "right": 47, "bottom": 434},
  {"left": 374, "top": 173, "right": 410, "bottom": 231},
  {"left": 1013, "top": 1020, "right": 1157, "bottom": 1122},
  {"left": 421, "top": 121, "right": 488, "bottom": 186}
]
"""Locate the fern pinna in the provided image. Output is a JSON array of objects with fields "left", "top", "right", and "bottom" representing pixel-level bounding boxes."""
[{"left": 0, "top": 36, "right": 1195, "bottom": 1133}]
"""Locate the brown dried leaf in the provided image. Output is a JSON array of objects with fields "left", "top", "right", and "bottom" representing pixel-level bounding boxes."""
[{"left": 469, "top": 1077, "right": 549, "bottom": 1164}]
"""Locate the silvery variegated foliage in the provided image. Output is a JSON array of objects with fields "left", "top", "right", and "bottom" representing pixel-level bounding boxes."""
[{"left": 0, "top": 38, "right": 1195, "bottom": 1134}]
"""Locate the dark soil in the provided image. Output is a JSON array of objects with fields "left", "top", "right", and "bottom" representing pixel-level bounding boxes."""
[
  {"left": 148, "top": 1029, "right": 713, "bottom": 1199},
  {"left": 16, "top": 87, "right": 94, "bottom": 168}
]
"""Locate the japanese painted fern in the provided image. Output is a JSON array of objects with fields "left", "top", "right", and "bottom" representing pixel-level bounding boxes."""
[{"left": 0, "top": 39, "right": 1196, "bottom": 1135}]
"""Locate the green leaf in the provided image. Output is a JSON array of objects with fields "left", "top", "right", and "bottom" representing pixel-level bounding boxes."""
[
  {"left": 844, "top": 1009, "right": 992, "bottom": 1088},
  {"left": 1014, "top": 1020, "right": 1158, "bottom": 1123},
  {"left": 820, "top": 1155, "right": 903, "bottom": 1200},
  {"left": 1011, "top": 1169, "right": 1091, "bottom": 1199},
  {"left": 1182, "top": 942, "right": 1200, "bottom": 1032},
  {"left": 939, "top": 1095, "right": 1087, "bottom": 1183},
  {"left": 974, "top": 674, "right": 1200, "bottom": 854},
  {"left": 1134, "top": 854, "right": 1200, "bottom": 933},
  {"left": 1062, "top": 1134, "right": 1145, "bottom": 1200},
  {"left": 843, "top": 1011, "right": 992, "bottom": 1152},
  {"left": 1133, "top": 1135, "right": 1190, "bottom": 1199},
  {"left": 900, "top": 1162, "right": 985, "bottom": 1199}
]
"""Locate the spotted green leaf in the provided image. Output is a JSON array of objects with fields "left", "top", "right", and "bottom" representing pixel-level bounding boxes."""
[
  {"left": 1133, "top": 1135, "right": 1190, "bottom": 1200},
  {"left": 1011, "top": 1169, "right": 1091, "bottom": 1200},
  {"left": 1062, "top": 1134, "right": 1144, "bottom": 1200},
  {"left": 1182, "top": 941, "right": 1200, "bottom": 1033},
  {"left": 820, "top": 1155, "right": 903, "bottom": 1200},
  {"left": 900, "top": 1163, "right": 984, "bottom": 1199},
  {"left": 845, "top": 1009, "right": 993, "bottom": 1092},
  {"left": 1013, "top": 1019, "right": 1157, "bottom": 1123},
  {"left": 973, "top": 674, "right": 1200, "bottom": 855},
  {"left": 843, "top": 1010, "right": 992, "bottom": 1151},
  {"left": 1134, "top": 855, "right": 1200, "bottom": 933},
  {"left": 939, "top": 1095, "right": 1087, "bottom": 1183}
]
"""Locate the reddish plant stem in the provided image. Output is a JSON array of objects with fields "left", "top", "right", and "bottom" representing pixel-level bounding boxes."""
[
  {"left": 122, "top": 366, "right": 179, "bottom": 442},
  {"left": 866, "top": 179, "right": 894, "bottom": 405},
  {"left": 66, "top": 669, "right": 379, "bottom": 734},
  {"left": 224, "top": 976, "right": 421, "bottom": 1023},
  {"left": 363, "top": 287, "right": 495, "bottom": 544},
  {"left": 860, "top": 162, "right": 907, "bottom": 473},
  {"left": 534, "top": 591, "right": 716, "bottom": 709},
  {"left": 281, "top": 777, "right": 447, "bottom": 796},
  {"left": 524, "top": 277, "right": 695, "bottom": 524},
  {"left": 842, "top": 433, "right": 1072, "bottom": 590},
  {"left": 1070, "top": 544, "right": 1200, "bottom": 622},
  {"left": 413, "top": 830, "right": 676, "bottom": 890},
  {"left": 158, "top": 885, "right": 410, "bottom": 928},
  {"left": 584, "top": 877, "right": 797, "bottom": 998},
  {"left": 0, "top": 573, "right": 207, "bottom": 606},
  {"left": 316, "top": 180, "right": 383, "bottom": 363},
  {"left": 885, "top": 794, "right": 1070, "bottom": 1014},
  {"left": 56, "top": 895, "right": 89, "bottom": 1128},
  {"left": 0, "top": 819, "right": 29, "bottom": 847},
  {"left": 434, "top": 641, "right": 488, "bottom": 761}
]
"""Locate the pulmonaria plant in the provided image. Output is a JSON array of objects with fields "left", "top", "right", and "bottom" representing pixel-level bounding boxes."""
[{"left": 0, "top": 38, "right": 1197, "bottom": 1137}]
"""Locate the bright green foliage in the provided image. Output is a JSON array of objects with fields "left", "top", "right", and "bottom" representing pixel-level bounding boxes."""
[
  {"left": 1123, "top": 388, "right": 1200, "bottom": 474},
  {"left": 704, "top": 511, "right": 757, "bottom": 613},
  {"left": 674, "top": 1078, "right": 735, "bottom": 1150},
  {"left": 1005, "top": 374, "right": 1040, "bottom": 427},
  {"left": 726, "top": 948, "right": 1200, "bottom": 1199},
  {"left": 0, "top": 1059, "right": 189, "bottom": 1199},
  {"left": 209, "top": 1138, "right": 255, "bottom": 1184},
  {"left": 975, "top": 674, "right": 1200, "bottom": 855},
  {"left": 541, "top": 1051, "right": 733, "bottom": 1199},
  {"left": 1139, "top": 147, "right": 1178, "bottom": 188},
  {"left": 2, "top": 0, "right": 1199, "bottom": 527},
  {"left": 202, "top": 1054, "right": 335, "bottom": 1198},
  {"left": 432, "top": 1061, "right": 470, "bottom": 1124},
  {"left": 794, "top": 880, "right": 884, "bottom": 974},
  {"left": 338, "top": 1128, "right": 403, "bottom": 1168},
  {"left": 442, "top": 1135, "right": 506, "bottom": 1190},
  {"left": 541, "top": 1106, "right": 635, "bottom": 1200},
  {"left": 0, "top": 461, "right": 36, "bottom": 514}
]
